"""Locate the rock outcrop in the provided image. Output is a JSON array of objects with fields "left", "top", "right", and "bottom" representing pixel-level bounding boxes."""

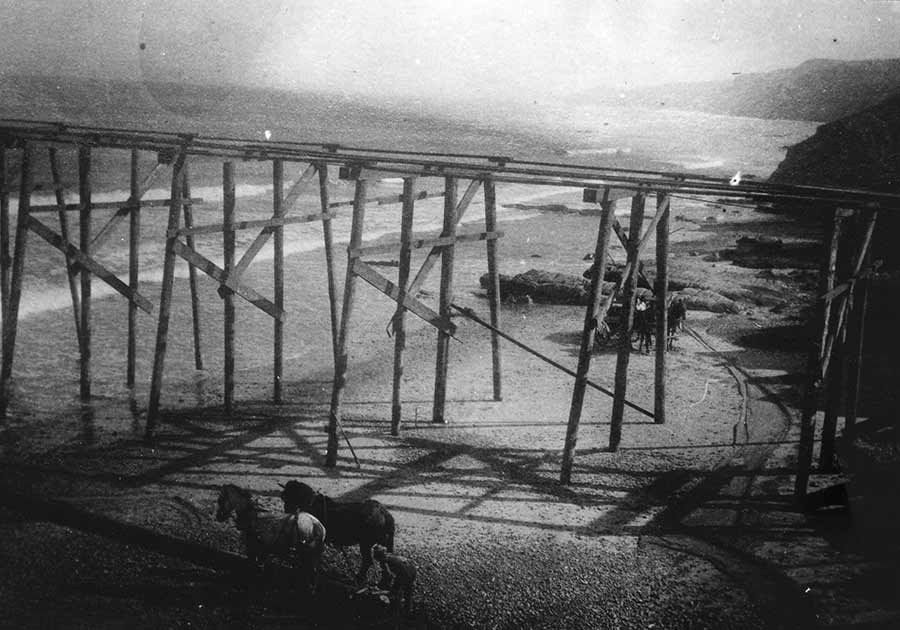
[{"left": 768, "top": 92, "right": 900, "bottom": 263}]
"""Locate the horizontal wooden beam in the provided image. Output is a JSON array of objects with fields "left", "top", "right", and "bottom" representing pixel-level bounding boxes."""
[
  {"left": 352, "top": 259, "right": 456, "bottom": 337},
  {"left": 30, "top": 197, "right": 203, "bottom": 213},
  {"left": 171, "top": 239, "right": 284, "bottom": 321},
  {"left": 350, "top": 230, "right": 503, "bottom": 258},
  {"left": 27, "top": 216, "right": 153, "bottom": 313},
  {"left": 328, "top": 189, "right": 444, "bottom": 209},
  {"left": 170, "top": 211, "right": 335, "bottom": 237}
]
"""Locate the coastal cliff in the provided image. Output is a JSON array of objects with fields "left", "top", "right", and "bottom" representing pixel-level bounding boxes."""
[
  {"left": 574, "top": 58, "right": 900, "bottom": 123},
  {"left": 768, "top": 92, "right": 900, "bottom": 191}
]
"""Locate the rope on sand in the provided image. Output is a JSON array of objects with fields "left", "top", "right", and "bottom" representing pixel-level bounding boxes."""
[{"left": 684, "top": 327, "right": 750, "bottom": 446}]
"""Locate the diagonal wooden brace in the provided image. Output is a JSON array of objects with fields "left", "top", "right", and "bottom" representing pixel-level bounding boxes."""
[
  {"left": 228, "top": 163, "right": 319, "bottom": 287},
  {"left": 171, "top": 239, "right": 284, "bottom": 321},
  {"left": 407, "top": 178, "right": 482, "bottom": 295},
  {"left": 352, "top": 259, "right": 457, "bottom": 338},
  {"left": 27, "top": 216, "right": 153, "bottom": 313}
]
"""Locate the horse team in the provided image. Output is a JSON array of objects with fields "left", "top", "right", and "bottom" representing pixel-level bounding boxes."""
[
  {"left": 594, "top": 295, "right": 687, "bottom": 353},
  {"left": 216, "top": 481, "right": 413, "bottom": 614}
]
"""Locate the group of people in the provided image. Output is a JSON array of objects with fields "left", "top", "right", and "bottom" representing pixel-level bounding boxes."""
[{"left": 594, "top": 295, "right": 687, "bottom": 352}]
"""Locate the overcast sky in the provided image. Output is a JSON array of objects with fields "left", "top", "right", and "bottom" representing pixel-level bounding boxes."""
[{"left": 3, "top": 1, "right": 900, "bottom": 102}]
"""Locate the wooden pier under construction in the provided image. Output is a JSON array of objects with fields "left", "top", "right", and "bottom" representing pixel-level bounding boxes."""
[{"left": 1, "top": 119, "right": 897, "bottom": 497}]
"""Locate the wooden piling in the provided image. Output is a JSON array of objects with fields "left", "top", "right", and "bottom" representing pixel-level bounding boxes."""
[
  {"left": 48, "top": 147, "right": 83, "bottom": 351},
  {"left": 391, "top": 177, "right": 416, "bottom": 435},
  {"left": 818, "top": 333, "right": 844, "bottom": 472},
  {"left": 795, "top": 208, "right": 841, "bottom": 499},
  {"left": 326, "top": 178, "right": 367, "bottom": 467},
  {"left": 653, "top": 192, "right": 670, "bottom": 424},
  {"left": 317, "top": 163, "right": 340, "bottom": 365},
  {"left": 432, "top": 176, "right": 458, "bottom": 424},
  {"left": 78, "top": 146, "right": 92, "bottom": 401},
  {"left": 0, "top": 148, "right": 8, "bottom": 328},
  {"left": 483, "top": 177, "right": 503, "bottom": 401},
  {"left": 1, "top": 143, "right": 34, "bottom": 416},
  {"left": 223, "top": 162, "right": 236, "bottom": 415},
  {"left": 560, "top": 189, "right": 615, "bottom": 484},
  {"left": 609, "top": 193, "right": 646, "bottom": 452},
  {"left": 146, "top": 151, "right": 187, "bottom": 438},
  {"left": 182, "top": 164, "right": 204, "bottom": 371},
  {"left": 843, "top": 252, "right": 869, "bottom": 442},
  {"left": 127, "top": 149, "right": 141, "bottom": 387},
  {"left": 273, "top": 159, "right": 285, "bottom": 403}
]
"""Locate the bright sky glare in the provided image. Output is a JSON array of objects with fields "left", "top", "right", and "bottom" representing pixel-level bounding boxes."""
[{"left": 2, "top": 1, "right": 900, "bottom": 102}]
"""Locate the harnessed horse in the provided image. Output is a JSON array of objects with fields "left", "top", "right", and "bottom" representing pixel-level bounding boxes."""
[{"left": 216, "top": 484, "right": 326, "bottom": 591}]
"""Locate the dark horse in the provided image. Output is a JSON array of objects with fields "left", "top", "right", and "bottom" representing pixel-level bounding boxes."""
[{"left": 279, "top": 480, "right": 395, "bottom": 583}]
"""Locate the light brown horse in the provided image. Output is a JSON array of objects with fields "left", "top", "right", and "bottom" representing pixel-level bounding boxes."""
[{"left": 216, "top": 484, "right": 326, "bottom": 591}]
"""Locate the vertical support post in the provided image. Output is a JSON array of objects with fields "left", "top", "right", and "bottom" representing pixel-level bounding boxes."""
[
  {"left": 844, "top": 243, "right": 870, "bottom": 442},
  {"left": 182, "top": 163, "right": 203, "bottom": 371},
  {"left": 317, "top": 163, "right": 340, "bottom": 365},
  {"left": 223, "top": 162, "right": 236, "bottom": 415},
  {"left": 795, "top": 208, "right": 841, "bottom": 499},
  {"left": 818, "top": 336, "right": 844, "bottom": 471},
  {"left": 326, "top": 178, "right": 367, "bottom": 467},
  {"left": 819, "top": 211, "right": 854, "bottom": 471},
  {"left": 1, "top": 143, "right": 33, "bottom": 417},
  {"left": 432, "top": 176, "right": 458, "bottom": 424},
  {"left": 146, "top": 150, "right": 187, "bottom": 439},
  {"left": 391, "top": 177, "right": 416, "bottom": 435},
  {"left": 272, "top": 159, "right": 285, "bottom": 403},
  {"left": 653, "top": 192, "right": 670, "bottom": 424},
  {"left": 127, "top": 149, "right": 141, "bottom": 387},
  {"left": 48, "top": 147, "right": 83, "bottom": 351},
  {"left": 560, "top": 190, "right": 615, "bottom": 484},
  {"left": 609, "top": 193, "right": 646, "bottom": 452},
  {"left": 0, "top": 147, "right": 8, "bottom": 329},
  {"left": 78, "top": 146, "right": 92, "bottom": 401},
  {"left": 483, "top": 177, "right": 503, "bottom": 401}
]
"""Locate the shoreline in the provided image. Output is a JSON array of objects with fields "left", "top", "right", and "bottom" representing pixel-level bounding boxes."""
[{"left": 4, "top": 196, "right": 892, "bottom": 629}]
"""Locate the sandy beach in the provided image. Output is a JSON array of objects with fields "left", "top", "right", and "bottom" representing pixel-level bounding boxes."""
[{"left": 1, "top": 184, "right": 894, "bottom": 629}]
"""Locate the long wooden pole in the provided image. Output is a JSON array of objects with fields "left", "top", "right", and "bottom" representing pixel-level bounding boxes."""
[
  {"left": 432, "top": 176, "right": 458, "bottom": 424},
  {"left": 1, "top": 143, "right": 33, "bottom": 417},
  {"left": 127, "top": 149, "right": 141, "bottom": 387},
  {"left": 0, "top": 148, "right": 8, "bottom": 329},
  {"left": 609, "top": 193, "right": 646, "bottom": 451},
  {"left": 843, "top": 251, "right": 869, "bottom": 443},
  {"left": 78, "top": 146, "right": 92, "bottom": 401},
  {"left": 819, "top": 210, "right": 856, "bottom": 471},
  {"left": 327, "top": 178, "right": 367, "bottom": 467},
  {"left": 182, "top": 164, "right": 203, "bottom": 371},
  {"left": 818, "top": 332, "right": 844, "bottom": 472},
  {"left": 795, "top": 208, "right": 840, "bottom": 499},
  {"left": 451, "top": 304, "right": 654, "bottom": 418},
  {"left": 48, "top": 147, "right": 83, "bottom": 351},
  {"left": 273, "top": 159, "right": 285, "bottom": 403},
  {"left": 483, "top": 177, "right": 503, "bottom": 401},
  {"left": 317, "top": 163, "right": 340, "bottom": 365},
  {"left": 146, "top": 150, "right": 187, "bottom": 439},
  {"left": 560, "top": 189, "right": 615, "bottom": 484},
  {"left": 391, "top": 177, "right": 416, "bottom": 435},
  {"left": 223, "top": 162, "right": 236, "bottom": 415},
  {"left": 653, "top": 192, "right": 670, "bottom": 424}
]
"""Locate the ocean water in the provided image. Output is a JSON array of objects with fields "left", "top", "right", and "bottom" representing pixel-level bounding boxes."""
[
  {"left": 0, "top": 76, "right": 817, "bottom": 322},
  {"left": 0, "top": 77, "right": 817, "bottom": 438}
]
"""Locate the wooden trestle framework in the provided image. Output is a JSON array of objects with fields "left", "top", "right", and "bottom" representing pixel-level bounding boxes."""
[{"left": 0, "top": 120, "right": 897, "bottom": 497}]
